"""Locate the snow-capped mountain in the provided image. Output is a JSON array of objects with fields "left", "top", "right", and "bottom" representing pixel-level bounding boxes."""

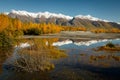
[
  {"left": 8, "top": 10, "right": 109, "bottom": 21},
  {"left": 6, "top": 10, "right": 120, "bottom": 29},
  {"left": 10, "top": 10, "right": 73, "bottom": 20}
]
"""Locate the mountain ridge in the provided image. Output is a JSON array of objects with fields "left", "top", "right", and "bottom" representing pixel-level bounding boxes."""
[
  {"left": 7, "top": 10, "right": 110, "bottom": 22},
  {"left": 5, "top": 10, "right": 120, "bottom": 29}
]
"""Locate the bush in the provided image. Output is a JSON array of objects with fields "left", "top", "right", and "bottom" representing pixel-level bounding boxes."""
[
  {"left": 24, "top": 28, "right": 41, "bottom": 35},
  {"left": 105, "top": 42, "right": 115, "bottom": 48}
]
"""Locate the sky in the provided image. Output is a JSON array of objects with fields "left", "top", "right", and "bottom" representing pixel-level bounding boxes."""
[{"left": 0, "top": 0, "right": 120, "bottom": 22}]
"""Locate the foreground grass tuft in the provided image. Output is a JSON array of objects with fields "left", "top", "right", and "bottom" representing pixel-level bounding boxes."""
[{"left": 4, "top": 38, "right": 67, "bottom": 72}]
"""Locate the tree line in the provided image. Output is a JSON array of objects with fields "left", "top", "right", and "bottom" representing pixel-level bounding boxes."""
[{"left": 0, "top": 14, "right": 120, "bottom": 36}]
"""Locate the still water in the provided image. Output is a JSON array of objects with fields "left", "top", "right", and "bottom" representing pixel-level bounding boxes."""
[{"left": 0, "top": 38, "right": 120, "bottom": 80}]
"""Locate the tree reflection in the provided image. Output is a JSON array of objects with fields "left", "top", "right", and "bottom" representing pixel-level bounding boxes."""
[{"left": 0, "top": 71, "right": 52, "bottom": 80}]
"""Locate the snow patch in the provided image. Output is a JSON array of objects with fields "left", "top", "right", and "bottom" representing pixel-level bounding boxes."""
[{"left": 75, "top": 15, "right": 109, "bottom": 22}]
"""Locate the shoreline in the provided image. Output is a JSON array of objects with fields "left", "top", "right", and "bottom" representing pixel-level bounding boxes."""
[{"left": 22, "top": 31, "right": 120, "bottom": 41}]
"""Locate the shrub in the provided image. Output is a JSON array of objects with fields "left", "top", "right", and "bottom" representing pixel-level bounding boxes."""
[
  {"left": 105, "top": 42, "right": 115, "bottom": 48},
  {"left": 0, "top": 31, "right": 13, "bottom": 47},
  {"left": 24, "top": 28, "right": 41, "bottom": 35},
  {"left": 4, "top": 39, "right": 67, "bottom": 72}
]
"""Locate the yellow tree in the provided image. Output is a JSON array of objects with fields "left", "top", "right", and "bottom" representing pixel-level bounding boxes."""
[{"left": 0, "top": 14, "right": 9, "bottom": 32}]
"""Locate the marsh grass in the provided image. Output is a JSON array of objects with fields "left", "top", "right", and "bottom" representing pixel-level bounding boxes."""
[
  {"left": 94, "top": 42, "right": 120, "bottom": 51},
  {"left": 4, "top": 38, "right": 67, "bottom": 72},
  {"left": 0, "top": 46, "right": 14, "bottom": 73}
]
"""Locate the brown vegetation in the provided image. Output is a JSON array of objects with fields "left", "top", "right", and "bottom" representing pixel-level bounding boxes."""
[
  {"left": 91, "top": 28, "right": 120, "bottom": 33},
  {"left": 5, "top": 38, "right": 67, "bottom": 72},
  {"left": 94, "top": 42, "right": 120, "bottom": 51},
  {"left": 62, "top": 26, "right": 87, "bottom": 31},
  {"left": 112, "top": 56, "right": 120, "bottom": 61},
  {"left": 90, "top": 55, "right": 106, "bottom": 61}
]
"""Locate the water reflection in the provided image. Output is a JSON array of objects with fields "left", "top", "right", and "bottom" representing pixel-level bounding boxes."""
[
  {"left": 50, "top": 38, "right": 120, "bottom": 80},
  {"left": 53, "top": 38, "right": 120, "bottom": 46},
  {"left": 0, "top": 47, "right": 13, "bottom": 73},
  {"left": 0, "top": 71, "right": 52, "bottom": 80},
  {"left": 0, "top": 38, "right": 120, "bottom": 80}
]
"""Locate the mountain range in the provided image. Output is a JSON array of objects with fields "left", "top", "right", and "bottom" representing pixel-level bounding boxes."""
[{"left": 6, "top": 10, "right": 120, "bottom": 29}]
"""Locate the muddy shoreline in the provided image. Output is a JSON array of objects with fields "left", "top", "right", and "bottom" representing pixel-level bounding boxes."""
[{"left": 23, "top": 31, "right": 120, "bottom": 41}]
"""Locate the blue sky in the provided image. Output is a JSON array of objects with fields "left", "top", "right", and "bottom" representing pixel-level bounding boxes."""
[{"left": 0, "top": 0, "right": 120, "bottom": 22}]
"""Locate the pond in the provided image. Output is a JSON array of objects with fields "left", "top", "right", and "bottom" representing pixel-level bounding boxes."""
[{"left": 0, "top": 38, "right": 120, "bottom": 80}]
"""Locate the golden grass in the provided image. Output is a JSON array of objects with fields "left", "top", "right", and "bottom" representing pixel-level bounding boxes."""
[
  {"left": 94, "top": 42, "right": 120, "bottom": 52},
  {"left": 97, "top": 46, "right": 120, "bottom": 51}
]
